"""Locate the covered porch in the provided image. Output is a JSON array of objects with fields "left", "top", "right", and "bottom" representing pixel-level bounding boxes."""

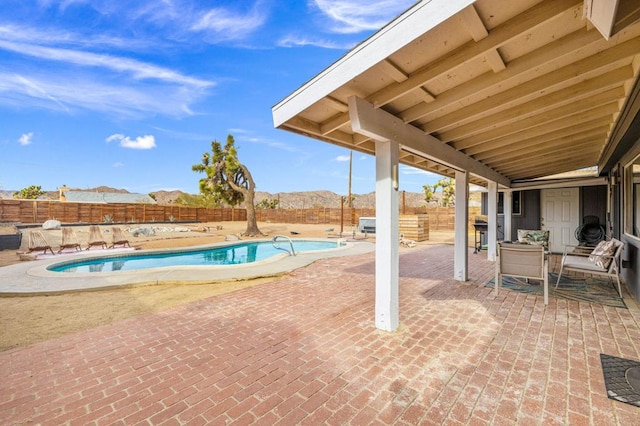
[{"left": 272, "top": 0, "right": 640, "bottom": 331}]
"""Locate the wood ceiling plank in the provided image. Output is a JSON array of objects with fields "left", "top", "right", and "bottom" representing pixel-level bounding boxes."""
[
  {"left": 369, "top": 0, "right": 582, "bottom": 107},
  {"left": 438, "top": 73, "right": 629, "bottom": 141},
  {"left": 446, "top": 101, "right": 620, "bottom": 148},
  {"left": 399, "top": 25, "right": 607, "bottom": 123},
  {"left": 486, "top": 137, "right": 601, "bottom": 169},
  {"left": 474, "top": 127, "right": 609, "bottom": 163},
  {"left": 421, "top": 37, "right": 640, "bottom": 135},
  {"left": 462, "top": 116, "right": 613, "bottom": 156},
  {"left": 499, "top": 151, "right": 598, "bottom": 175}
]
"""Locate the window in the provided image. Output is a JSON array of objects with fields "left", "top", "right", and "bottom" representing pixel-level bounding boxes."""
[
  {"left": 624, "top": 157, "right": 640, "bottom": 237},
  {"left": 498, "top": 191, "right": 522, "bottom": 216}
]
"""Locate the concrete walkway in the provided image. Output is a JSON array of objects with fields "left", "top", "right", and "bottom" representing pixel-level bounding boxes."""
[
  {"left": 0, "top": 239, "right": 375, "bottom": 294},
  {"left": 2, "top": 244, "right": 640, "bottom": 424}
]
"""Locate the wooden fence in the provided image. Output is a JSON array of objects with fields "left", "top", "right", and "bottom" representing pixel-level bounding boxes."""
[
  {"left": 0, "top": 200, "right": 246, "bottom": 225},
  {"left": 0, "top": 199, "right": 481, "bottom": 231}
]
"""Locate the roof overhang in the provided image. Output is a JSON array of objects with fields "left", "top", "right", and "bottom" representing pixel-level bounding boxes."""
[{"left": 273, "top": 0, "right": 640, "bottom": 188}]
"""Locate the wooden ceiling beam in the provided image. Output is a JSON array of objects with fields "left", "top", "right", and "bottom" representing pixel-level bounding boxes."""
[
  {"left": 348, "top": 96, "right": 510, "bottom": 186},
  {"left": 369, "top": 0, "right": 582, "bottom": 108},
  {"left": 458, "top": 4, "right": 488, "bottom": 42},
  {"left": 399, "top": 24, "right": 608, "bottom": 123},
  {"left": 474, "top": 127, "right": 610, "bottom": 162},
  {"left": 377, "top": 59, "right": 409, "bottom": 82},
  {"left": 499, "top": 151, "right": 598, "bottom": 175},
  {"left": 447, "top": 101, "right": 620, "bottom": 148},
  {"left": 487, "top": 137, "right": 601, "bottom": 169},
  {"left": 462, "top": 116, "right": 613, "bottom": 156},
  {"left": 439, "top": 74, "right": 629, "bottom": 142},
  {"left": 421, "top": 37, "right": 640, "bottom": 134}
]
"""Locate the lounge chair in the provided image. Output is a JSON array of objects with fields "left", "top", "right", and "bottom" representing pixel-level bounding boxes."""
[
  {"left": 86, "top": 225, "right": 107, "bottom": 250},
  {"left": 27, "top": 230, "right": 55, "bottom": 255},
  {"left": 495, "top": 242, "right": 548, "bottom": 305},
  {"left": 555, "top": 238, "right": 624, "bottom": 297},
  {"left": 110, "top": 226, "right": 130, "bottom": 248},
  {"left": 58, "top": 228, "right": 82, "bottom": 253}
]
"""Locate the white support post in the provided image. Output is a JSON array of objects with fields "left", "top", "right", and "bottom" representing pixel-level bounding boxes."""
[
  {"left": 503, "top": 190, "right": 513, "bottom": 242},
  {"left": 454, "top": 170, "right": 469, "bottom": 281},
  {"left": 487, "top": 181, "right": 498, "bottom": 261},
  {"left": 375, "top": 140, "right": 400, "bottom": 332}
]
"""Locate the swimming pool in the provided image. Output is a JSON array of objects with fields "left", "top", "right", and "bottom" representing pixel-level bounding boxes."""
[{"left": 48, "top": 239, "right": 345, "bottom": 273}]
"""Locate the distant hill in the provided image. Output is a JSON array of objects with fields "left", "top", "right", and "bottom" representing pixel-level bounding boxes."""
[
  {"left": 1, "top": 187, "right": 480, "bottom": 208},
  {"left": 150, "top": 189, "right": 432, "bottom": 208}
]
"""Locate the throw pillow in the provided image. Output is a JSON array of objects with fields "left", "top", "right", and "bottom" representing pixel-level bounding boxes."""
[{"left": 589, "top": 240, "right": 616, "bottom": 269}]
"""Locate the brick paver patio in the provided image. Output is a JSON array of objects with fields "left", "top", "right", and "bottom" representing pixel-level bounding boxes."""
[{"left": 2, "top": 244, "right": 640, "bottom": 424}]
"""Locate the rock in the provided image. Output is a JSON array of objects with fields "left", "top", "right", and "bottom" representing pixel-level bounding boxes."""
[
  {"left": 129, "top": 227, "right": 156, "bottom": 237},
  {"left": 42, "top": 219, "right": 61, "bottom": 230}
]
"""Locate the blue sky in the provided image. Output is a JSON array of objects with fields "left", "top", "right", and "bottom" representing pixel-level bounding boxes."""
[{"left": 0, "top": 0, "right": 440, "bottom": 196}]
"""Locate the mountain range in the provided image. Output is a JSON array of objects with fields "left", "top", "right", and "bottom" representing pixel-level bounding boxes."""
[{"left": 0, "top": 186, "right": 436, "bottom": 208}]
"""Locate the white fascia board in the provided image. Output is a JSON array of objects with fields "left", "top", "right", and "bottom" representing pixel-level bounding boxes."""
[
  {"left": 348, "top": 96, "right": 511, "bottom": 187},
  {"left": 272, "top": 0, "right": 476, "bottom": 128}
]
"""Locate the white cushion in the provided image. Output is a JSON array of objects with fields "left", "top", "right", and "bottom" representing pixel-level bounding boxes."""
[{"left": 564, "top": 255, "right": 607, "bottom": 272}]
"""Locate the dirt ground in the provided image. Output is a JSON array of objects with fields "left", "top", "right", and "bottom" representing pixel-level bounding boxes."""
[{"left": 0, "top": 221, "right": 454, "bottom": 351}]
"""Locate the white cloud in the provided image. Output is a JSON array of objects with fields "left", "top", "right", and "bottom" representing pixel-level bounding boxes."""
[
  {"left": 106, "top": 134, "right": 156, "bottom": 150},
  {"left": 335, "top": 155, "right": 351, "bottom": 162},
  {"left": 0, "top": 71, "right": 201, "bottom": 117},
  {"left": 191, "top": 4, "right": 267, "bottom": 42},
  {"left": 277, "top": 35, "right": 354, "bottom": 49},
  {"left": 18, "top": 132, "right": 34, "bottom": 146},
  {"left": 311, "top": 0, "right": 415, "bottom": 34},
  {"left": 112, "top": 162, "right": 124, "bottom": 168},
  {"left": 0, "top": 39, "right": 213, "bottom": 89}
]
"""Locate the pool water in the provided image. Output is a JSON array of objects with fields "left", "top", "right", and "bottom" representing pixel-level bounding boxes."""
[{"left": 49, "top": 240, "right": 344, "bottom": 273}]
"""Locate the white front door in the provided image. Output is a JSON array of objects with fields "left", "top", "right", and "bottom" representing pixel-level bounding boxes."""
[{"left": 541, "top": 188, "right": 579, "bottom": 253}]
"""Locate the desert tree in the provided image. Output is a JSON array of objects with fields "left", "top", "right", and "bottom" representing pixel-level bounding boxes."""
[
  {"left": 192, "top": 134, "right": 263, "bottom": 236},
  {"left": 13, "top": 185, "right": 46, "bottom": 199}
]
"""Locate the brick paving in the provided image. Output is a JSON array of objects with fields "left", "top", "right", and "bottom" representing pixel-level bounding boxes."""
[{"left": 2, "top": 244, "right": 640, "bottom": 425}]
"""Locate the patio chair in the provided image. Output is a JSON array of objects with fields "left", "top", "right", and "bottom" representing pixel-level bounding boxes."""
[
  {"left": 555, "top": 238, "right": 623, "bottom": 297},
  {"left": 27, "top": 230, "right": 55, "bottom": 255},
  {"left": 58, "top": 228, "right": 82, "bottom": 253},
  {"left": 110, "top": 226, "right": 130, "bottom": 248},
  {"left": 495, "top": 242, "right": 548, "bottom": 305},
  {"left": 86, "top": 225, "right": 107, "bottom": 250}
]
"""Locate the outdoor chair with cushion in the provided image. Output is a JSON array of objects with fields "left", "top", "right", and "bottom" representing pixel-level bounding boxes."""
[
  {"left": 516, "top": 229, "right": 550, "bottom": 249},
  {"left": 87, "top": 225, "right": 108, "bottom": 250},
  {"left": 496, "top": 242, "right": 548, "bottom": 305},
  {"left": 110, "top": 226, "right": 131, "bottom": 248},
  {"left": 58, "top": 228, "right": 82, "bottom": 253},
  {"left": 27, "top": 230, "right": 55, "bottom": 255},
  {"left": 555, "top": 238, "right": 624, "bottom": 297}
]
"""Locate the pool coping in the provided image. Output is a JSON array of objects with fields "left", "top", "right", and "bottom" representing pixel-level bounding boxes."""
[{"left": 0, "top": 238, "right": 375, "bottom": 295}]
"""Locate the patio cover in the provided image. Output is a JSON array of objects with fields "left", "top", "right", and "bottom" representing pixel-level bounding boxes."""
[{"left": 272, "top": 0, "right": 640, "bottom": 330}]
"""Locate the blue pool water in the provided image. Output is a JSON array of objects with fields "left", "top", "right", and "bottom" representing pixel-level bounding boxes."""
[{"left": 48, "top": 240, "right": 344, "bottom": 273}]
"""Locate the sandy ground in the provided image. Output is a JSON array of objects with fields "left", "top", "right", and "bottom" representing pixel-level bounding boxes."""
[{"left": 0, "top": 221, "right": 455, "bottom": 351}]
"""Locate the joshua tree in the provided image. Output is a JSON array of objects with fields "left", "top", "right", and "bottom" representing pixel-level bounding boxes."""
[
  {"left": 13, "top": 185, "right": 46, "bottom": 199},
  {"left": 192, "top": 134, "right": 262, "bottom": 236}
]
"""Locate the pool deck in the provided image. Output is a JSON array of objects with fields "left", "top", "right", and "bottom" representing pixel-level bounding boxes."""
[
  {"left": 2, "top": 243, "right": 640, "bottom": 424},
  {"left": 0, "top": 239, "right": 375, "bottom": 294}
]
